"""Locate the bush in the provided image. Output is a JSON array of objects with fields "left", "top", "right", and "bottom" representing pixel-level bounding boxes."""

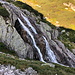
[
  {"left": 58, "top": 27, "right": 75, "bottom": 51},
  {"left": 58, "top": 27, "right": 75, "bottom": 43},
  {"left": 0, "top": 6, "right": 9, "bottom": 18}
]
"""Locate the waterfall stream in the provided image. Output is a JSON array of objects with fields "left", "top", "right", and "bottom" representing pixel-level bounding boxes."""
[
  {"left": 18, "top": 18, "right": 45, "bottom": 62},
  {"left": 21, "top": 14, "right": 37, "bottom": 34},
  {"left": 20, "top": 14, "right": 58, "bottom": 63},
  {"left": 43, "top": 36, "right": 58, "bottom": 63}
]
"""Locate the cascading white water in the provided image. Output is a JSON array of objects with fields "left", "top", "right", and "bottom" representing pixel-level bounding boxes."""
[
  {"left": 43, "top": 36, "right": 58, "bottom": 63},
  {"left": 21, "top": 14, "right": 37, "bottom": 34},
  {"left": 18, "top": 18, "right": 45, "bottom": 62},
  {"left": 0, "top": 1, "right": 6, "bottom": 3},
  {"left": 20, "top": 14, "right": 58, "bottom": 63}
]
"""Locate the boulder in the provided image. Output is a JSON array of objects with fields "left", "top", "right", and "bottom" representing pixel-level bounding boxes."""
[{"left": 25, "top": 67, "right": 38, "bottom": 75}]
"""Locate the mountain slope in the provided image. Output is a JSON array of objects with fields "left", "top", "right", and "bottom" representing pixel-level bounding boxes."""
[
  {"left": 0, "top": 0, "right": 75, "bottom": 75},
  {"left": 18, "top": 0, "right": 75, "bottom": 30}
]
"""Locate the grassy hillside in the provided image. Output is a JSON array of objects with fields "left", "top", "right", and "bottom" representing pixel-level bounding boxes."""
[
  {"left": 0, "top": 42, "right": 75, "bottom": 75},
  {"left": 17, "top": 0, "right": 75, "bottom": 30}
]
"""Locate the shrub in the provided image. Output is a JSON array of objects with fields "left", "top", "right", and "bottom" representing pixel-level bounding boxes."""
[
  {"left": 0, "top": 6, "right": 9, "bottom": 18},
  {"left": 58, "top": 27, "right": 75, "bottom": 51}
]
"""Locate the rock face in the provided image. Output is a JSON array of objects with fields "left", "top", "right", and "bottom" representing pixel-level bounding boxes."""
[
  {"left": 0, "top": 0, "right": 75, "bottom": 67},
  {"left": 0, "top": 16, "right": 34, "bottom": 59}
]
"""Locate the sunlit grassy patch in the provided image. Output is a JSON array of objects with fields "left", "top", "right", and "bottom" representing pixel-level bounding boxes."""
[{"left": 18, "top": 0, "right": 75, "bottom": 30}]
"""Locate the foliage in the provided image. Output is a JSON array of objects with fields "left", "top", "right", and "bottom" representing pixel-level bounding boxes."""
[
  {"left": 0, "top": 3, "right": 2, "bottom": 6},
  {"left": 58, "top": 27, "right": 75, "bottom": 42},
  {"left": 58, "top": 27, "right": 75, "bottom": 51},
  {"left": 0, "top": 1, "right": 75, "bottom": 75},
  {"left": 0, "top": 5, "right": 9, "bottom": 18},
  {"left": 42, "top": 18, "right": 56, "bottom": 29},
  {"left": 0, "top": 41, "right": 75, "bottom": 75}
]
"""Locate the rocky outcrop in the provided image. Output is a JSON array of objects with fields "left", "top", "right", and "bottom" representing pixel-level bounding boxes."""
[{"left": 0, "top": 65, "right": 38, "bottom": 75}]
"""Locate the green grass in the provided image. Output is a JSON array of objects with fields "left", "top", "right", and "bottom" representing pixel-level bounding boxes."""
[
  {"left": 0, "top": 42, "right": 75, "bottom": 75},
  {"left": 0, "top": 52, "right": 75, "bottom": 75}
]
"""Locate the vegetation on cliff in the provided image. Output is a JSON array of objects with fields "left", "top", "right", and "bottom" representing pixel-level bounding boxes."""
[
  {"left": 58, "top": 27, "right": 75, "bottom": 52},
  {"left": 0, "top": 3, "right": 9, "bottom": 18}
]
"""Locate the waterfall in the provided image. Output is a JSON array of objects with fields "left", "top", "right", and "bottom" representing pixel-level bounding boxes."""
[
  {"left": 43, "top": 36, "right": 58, "bottom": 63},
  {"left": 1, "top": 0, "right": 58, "bottom": 63},
  {"left": 18, "top": 18, "right": 45, "bottom": 62},
  {"left": 18, "top": 14, "right": 58, "bottom": 63},
  {"left": 0, "top": 1, "right": 5, "bottom": 3},
  {"left": 0, "top": 0, "right": 8, "bottom": 4},
  {"left": 21, "top": 14, "right": 37, "bottom": 34}
]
